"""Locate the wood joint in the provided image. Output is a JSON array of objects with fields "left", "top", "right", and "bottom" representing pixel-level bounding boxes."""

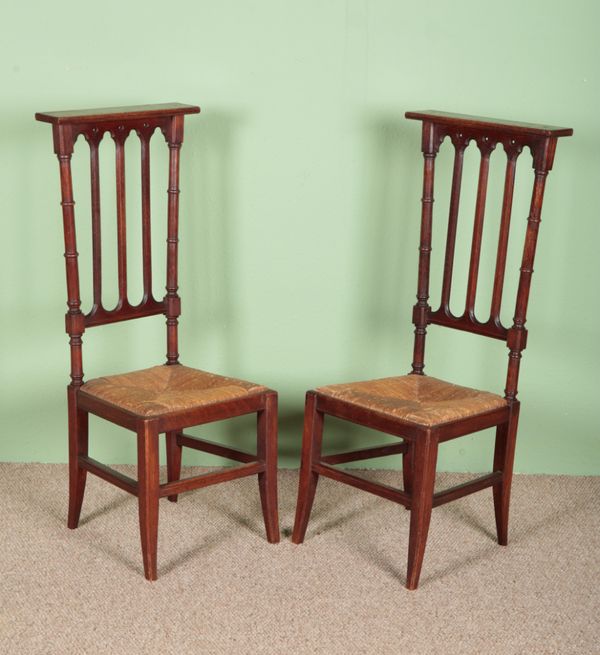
[
  {"left": 412, "top": 304, "right": 430, "bottom": 326},
  {"left": 65, "top": 311, "right": 85, "bottom": 335},
  {"left": 165, "top": 295, "right": 181, "bottom": 317},
  {"left": 507, "top": 326, "right": 528, "bottom": 352}
]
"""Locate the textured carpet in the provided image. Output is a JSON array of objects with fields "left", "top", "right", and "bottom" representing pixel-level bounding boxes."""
[{"left": 0, "top": 464, "right": 598, "bottom": 654}]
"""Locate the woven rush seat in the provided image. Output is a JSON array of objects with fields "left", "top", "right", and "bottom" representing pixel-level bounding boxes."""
[
  {"left": 316, "top": 375, "right": 507, "bottom": 427},
  {"left": 80, "top": 364, "right": 267, "bottom": 418}
]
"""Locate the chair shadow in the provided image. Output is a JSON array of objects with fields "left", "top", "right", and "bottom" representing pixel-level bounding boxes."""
[
  {"left": 159, "top": 529, "right": 232, "bottom": 576},
  {"left": 83, "top": 518, "right": 233, "bottom": 578},
  {"left": 200, "top": 496, "right": 266, "bottom": 540},
  {"left": 345, "top": 477, "right": 599, "bottom": 586},
  {"left": 183, "top": 110, "right": 244, "bottom": 379},
  {"left": 78, "top": 495, "right": 132, "bottom": 527}
]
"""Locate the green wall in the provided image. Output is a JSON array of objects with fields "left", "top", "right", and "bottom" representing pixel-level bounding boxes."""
[{"left": 1, "top": 0, "right": 598, "bottom": 474}]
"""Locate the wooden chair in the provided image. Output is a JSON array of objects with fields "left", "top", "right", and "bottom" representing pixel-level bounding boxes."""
[
  {"left": 35, "top": 104, "right": 279, "bottom": 580},
  {"left": 292, "top": 110, "right": 572, "bottom": 589}
]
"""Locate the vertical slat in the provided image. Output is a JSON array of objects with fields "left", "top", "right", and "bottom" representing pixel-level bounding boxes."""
[
  {"left": 88, "top": 133, "right": 102, "bottom": 310},
  {"left": 439, "top": 138, "right": 467, "bottom": 311},
  {"left": 139, "top": 130, "right": 153, "bottom": 301},
  {"left": 411, "top": 121, "right": 441, "bottom": 375},
  {"left": 163, "top": 116, "right": 184, "bottom": 365},
  {"left": 489, "top": 144, "right": 521, "bottom": 322},
  {"left": 464, "top": 138, "right": 495, "bottom": 316},
  {"left": 113, "top": 129, "right": 128, "bottom": 303}
]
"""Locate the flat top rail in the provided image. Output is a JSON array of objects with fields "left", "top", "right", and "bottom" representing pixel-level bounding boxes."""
[
  {"left": 35, "top": 103, "right": 200, "bottom": 125},
  {"left": 405, "top": 110, "right": 573, "bottom": 137}
]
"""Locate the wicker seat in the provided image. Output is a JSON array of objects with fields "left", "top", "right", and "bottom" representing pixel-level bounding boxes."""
[
  {"left": 316, "top": 375, "right": 507, "bottom": 427},
  {"left": 81, "top": 365, "right": 266, "bottom": 419}
]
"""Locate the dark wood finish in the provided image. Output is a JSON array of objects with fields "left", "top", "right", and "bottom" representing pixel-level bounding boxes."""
[
  {"left": 159, "top": 462, "right": 264, "bottom": 498},
  {"left": 176, "top": 432, "right": 258, "bottom": 463},
  {"left": 36, "top": 103, "right": 279, "bottom": 580},
  {"left": 291, "top": 392, "right": 324, "bottom": 544},
  {"left": 79, "top": 456, "right": 138, "bottom": 495},
  {"left": 165, "top": 431, "right": 182, "bottom": 502},
  {"left": 406, "top": 432, "right": 438, "bottom": 589},
  {"left": 315, "top": 463, "right": 410, "bottom": 507},
  {"left": 403, "top": 110, "right": 573, "bottom": 137},
  {"left": 432, "top": 471, "right": 503, "bottom": 508},
  {"left": 320, "top": 441, "right": 407, "bottom": 465},
  {"left": 493, "top": 404, "right": 520, "bottom": 545},
  {"left": 137, "top": 420, "right": 160, "bottom": 581},
  {"left": 67, "top": 386, "right": 88, "bottom": 528},
  {"left": 257, "top": 393, "right": 280, "bottom": 543},
  {"left": 293, "top": 110, "right": 572, "bottom": 589},
  {"left": 164, "top": 115, "right": 183, "bottom": 365},
  {"left": 36, "top": 103, "right": 200, "bottom": 125},
  {"left": 439, "top": 136, "right": 467, "bottom": 310}
]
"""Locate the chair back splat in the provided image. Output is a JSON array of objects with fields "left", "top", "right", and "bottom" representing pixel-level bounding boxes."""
[
  {"left": 405, "top": 111, "right": 573, "bottom": 401},
  {"left": 35, "top": 104, "right": 200, "bottom": 387}
]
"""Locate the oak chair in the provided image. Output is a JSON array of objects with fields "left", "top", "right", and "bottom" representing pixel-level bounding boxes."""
[
  {"left": 292, "top": 110, "right": 572, "bottom": 589},
  {"left": 36, "top": 103, "right": 279, "bottom": 580}
]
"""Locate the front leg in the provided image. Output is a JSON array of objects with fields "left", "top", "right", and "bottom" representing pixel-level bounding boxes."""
[{"left": 137, "top": 420, "right": 160, "bottom": 581}]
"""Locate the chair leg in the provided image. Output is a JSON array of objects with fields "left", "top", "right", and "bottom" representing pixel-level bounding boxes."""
[
  {"left": 67, "top": 387, "right": 88, "bottom": 529},
  {"left": 292, "top": 391, "right": 324, "bottom": 544},
  {"left": 493, "top": 406, "right": 520, "bottom": 546},
  {"left": 257, "top": 392, "right": 280, "bottom": 543},
  {"left": 402, "top": 440, "right": 413, "bottom": 509},
  {"left": 406, "top": 432, "right": 438, "bottom": 590},
  {"left": 137, "top": 420, "right": 160, "bottom": 581},
  {"left": 165, "top": 431, "right": 183, "bottom": 503}
]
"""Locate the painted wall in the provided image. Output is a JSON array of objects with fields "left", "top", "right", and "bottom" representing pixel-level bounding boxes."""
[{"left": 1, "top": 0, "right": 598, "bottom": 473}]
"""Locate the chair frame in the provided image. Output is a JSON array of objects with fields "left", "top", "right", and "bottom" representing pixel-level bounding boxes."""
[
  {"left": 292, "top": 110, "right": 572, "bottom": 589},
  {"left": 36, "top": 104, "right": 279, "bottom": 580}
]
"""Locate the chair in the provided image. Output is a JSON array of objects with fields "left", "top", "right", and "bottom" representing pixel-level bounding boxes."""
[
  {"left": 35, "top": 103, "right": 279, "bottom": 580},
  {"left": 292, "top": 110, "right": 572, "bottom": 589}
]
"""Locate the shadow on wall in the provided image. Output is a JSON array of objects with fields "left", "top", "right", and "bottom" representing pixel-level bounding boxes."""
[
  {"left": 352, "top": 115, "right": 419, "bottom": 372},
  {"left": 291, "top": 114, "right": 509, "bottom": 471},
  {"left": 181, "top": 110, "right": 242, "bottom": 373},
  {"left": 278, "top": 115, "right": 422, "bottom": 466},
  {"left": 178, "top": 111, "right": 257, "bottom": 462}
]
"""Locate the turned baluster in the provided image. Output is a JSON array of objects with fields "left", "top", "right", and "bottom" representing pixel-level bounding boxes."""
[
  {"left": 162, "top": 116, "right": 184, "bottom": 365},
  {"left": 411, "top": 121, "right": 441, "bottom": 375},
  {"left": 504, "top": 137, "right": 557, "bottom": 402},
  {"left": 53, "top": 124, "right": 85, "bottom": 388}
]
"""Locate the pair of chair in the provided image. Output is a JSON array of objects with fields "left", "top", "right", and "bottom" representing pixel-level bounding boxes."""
[{"left": 36, "top": 104, "right": 572, "bottom": 589}]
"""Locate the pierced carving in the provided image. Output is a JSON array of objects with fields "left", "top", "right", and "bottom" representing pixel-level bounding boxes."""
[
  {"left": 476, "top": 134, "right": 497, "bottom": 156},
  {"left": 109, "top": 125, "right": 132, "bottom": 143},
  {"left": 502, "top": 137, "right": 524, "bottom": 160},
  {"left": 449, "top": 130, "right": 471, "bottom": 150}
]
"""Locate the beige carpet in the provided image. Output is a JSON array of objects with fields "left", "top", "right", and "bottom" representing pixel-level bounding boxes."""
[{"left": 0, "top": 464, "right": 598, "bottom": 654}]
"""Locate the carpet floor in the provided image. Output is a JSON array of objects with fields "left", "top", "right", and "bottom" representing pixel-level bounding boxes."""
[{"left": 0, "top": 464, "right": 598, "bottom": 654}]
